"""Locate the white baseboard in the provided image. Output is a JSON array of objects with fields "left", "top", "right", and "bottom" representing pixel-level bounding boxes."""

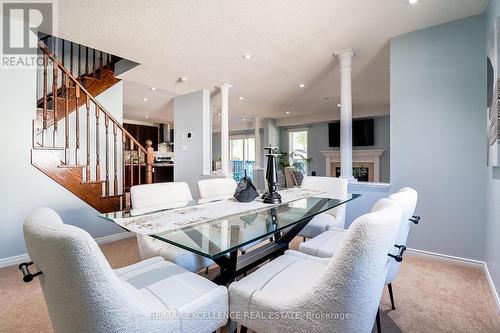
[
  {"left": 0, "top": 231, "right": 134, "bottom": 269},
  {"left": 407, "top": 247, "right": 500, "bottom": 312},
  {"left": 406, "top": 248, "right": 484, "bottom": 268},
  {"left": 0, "top": 253, "right": 31, "bottom": 269},
  {"left": 94, "top": 231, "right": 134, "bottom": 245}
]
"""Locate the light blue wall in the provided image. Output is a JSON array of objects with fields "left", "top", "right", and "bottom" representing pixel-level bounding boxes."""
[
  {"left": 173, "top": 90, "right": 215, "bottom": 198},
  {"left": 485, "top": 0, "right": 500, "bottom": 302},
  {"left": 278, "top": 116, "right": 390, "bottom": 182},
  {"left": 263, "top": 118, "right": 280, "bottom": 148},
  {"left": 344, "top": 184, "right": 391, "bottom": 228},
  {"left": 391, "top": 15, "right": 487, "bottom": 260}
]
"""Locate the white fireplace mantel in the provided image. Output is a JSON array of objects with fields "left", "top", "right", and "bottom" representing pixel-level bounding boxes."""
[{"left": 321, "top": 149, "right": 385, "bottom": 182}]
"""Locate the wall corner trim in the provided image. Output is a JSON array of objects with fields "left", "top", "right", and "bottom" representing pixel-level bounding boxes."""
[{"left": 484, "top": 263, "right": 500, "bottom": 313}]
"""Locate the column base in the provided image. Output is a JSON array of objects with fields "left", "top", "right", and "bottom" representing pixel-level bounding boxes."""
[{"left": 340, "top": 174, "right": 356, "bottom": 181}]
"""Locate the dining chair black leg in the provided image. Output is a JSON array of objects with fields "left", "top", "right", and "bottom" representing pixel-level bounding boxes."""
[
  {"left": 388, "top": 283, "right": 396, "bottom": 310},
  {"left": 303, "top": 237, "right": 306, "bottom": 242},
  {"left": 376, "top": 308, "right": 381, "bottom": 333},
  {"left": 240, "top": 325, "right": 248, "bottom": 333},
  {"left": 205, "top": 267, "right": 209, "bottom": 275},
  {"left": 241, "top": 250, "right": 246, "bottom": 255}
]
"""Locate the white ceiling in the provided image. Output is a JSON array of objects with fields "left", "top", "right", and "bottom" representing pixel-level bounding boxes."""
[
  {"left": 56, "top": 0, "right": 488, "bottom": 124},
  {"left": 122, "top": 81, "right": 175, "bottom": 123}
]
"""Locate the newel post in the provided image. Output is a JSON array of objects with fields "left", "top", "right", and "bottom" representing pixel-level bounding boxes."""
[{"left": 145, "top": 140, "right": 154, "bottom": 184}]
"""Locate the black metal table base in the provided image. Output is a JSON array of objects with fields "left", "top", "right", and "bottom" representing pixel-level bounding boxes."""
[
  {"left": 212, "top": 241, "right": 288, "bottom": 285},
  {"left": 211, "top": 198, "right": 330, "bottom": 285}
]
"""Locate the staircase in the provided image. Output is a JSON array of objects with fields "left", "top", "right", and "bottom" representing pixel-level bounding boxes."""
[{"left": 32, "top": 36, "right": 154, "bottom": 213}]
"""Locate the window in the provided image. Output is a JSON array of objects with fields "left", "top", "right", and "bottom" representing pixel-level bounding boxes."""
[
  {"left": 230, "top": 136, "right": 255, "bottom": 181},
  {"left": 288, "top": 130, "right": 308, "bottom": 174}
]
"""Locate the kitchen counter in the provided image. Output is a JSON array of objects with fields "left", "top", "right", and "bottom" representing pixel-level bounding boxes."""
[
  {"left": 153, "top": 163, "right": 174, "bottom": 167},
  {"left": 124, "top": 163, "right": 174, "bottom": 189}
]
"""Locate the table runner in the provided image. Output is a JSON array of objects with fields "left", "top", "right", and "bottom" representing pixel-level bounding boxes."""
[{"left": 114, "top": 188, "right": 323, "bottom": 235}]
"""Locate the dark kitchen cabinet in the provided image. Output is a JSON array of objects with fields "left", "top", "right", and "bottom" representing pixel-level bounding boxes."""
[
  {"left": 123, "top": 123, "right": 159, "bottom": 150},
  {"left": 154, "top": 165, "right": 174, "bottom": 183},
  {"left": 124, "top": 165, "right": 174, "bottom": 191}
]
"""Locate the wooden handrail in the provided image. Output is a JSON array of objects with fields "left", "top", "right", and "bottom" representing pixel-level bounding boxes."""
[{"left": 38, "top": 41, "right": 148, "bottom": 155}]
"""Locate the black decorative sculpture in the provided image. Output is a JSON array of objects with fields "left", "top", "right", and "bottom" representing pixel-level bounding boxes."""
[{"left": 262, "top": 146, "right": 282, "bottom": 204}]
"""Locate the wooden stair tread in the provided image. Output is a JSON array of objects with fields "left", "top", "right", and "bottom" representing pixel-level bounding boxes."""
[
  {"left": 81, "top": 180, "right": 106, "bottom": 184},
  {"left": 58, "top": 164, "right": 86, "bottom": 168},
  {"left": 31, "top": 149, "right": 121, "bottom": 213},
  {"left": 101, "top": 194, "right": 123, "bottom": 199},
  {"left": 36, "top": 107, "right": 55, "bottom": 112},
  {"left": 81, "top": 75, "right": 100, "bottom": 81},
  {"left": 32, "top": 146, "right": 65, "bottom": 150},
  {"left": 56, "top": 96, "right": 78, "bottom": 101}
]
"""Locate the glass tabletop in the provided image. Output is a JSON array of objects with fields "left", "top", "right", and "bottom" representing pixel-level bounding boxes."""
[{"left": 100, "top": 193, "right": 360, "bottom": 259}]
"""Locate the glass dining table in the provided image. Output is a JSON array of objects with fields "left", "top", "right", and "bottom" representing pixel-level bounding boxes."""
[{"left": 100, "top": 193, "right": 360, "bottom": 285}]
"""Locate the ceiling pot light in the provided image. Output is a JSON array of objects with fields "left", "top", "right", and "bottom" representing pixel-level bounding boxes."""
[
  {"left": 243, "top": 118, "right": 247, "bottom": 121},
  {"left": 337, "top": 103, "right": 341, "bottom": 107},
  {"left": 218, "top": 113, "right": 222, "bottom": 117},
  {"left": 239, "top": 96, "right": 244, "bottom": 100},
  {"left": 285, "top": 111, "right": 291, "bottom": 115},
  {"left": 299, "top": 83, "right": 305, "bottom": 88},
  {"left": 143, "top": 98, "right": 148, "bottom": 102},
  {"left": 145, "top": 114, "right": 149, "bottom": 119},
  {"left": 151, "top": 87, "right": 156, "bottom": 91},
  {"left": 178, "top": 76, "right": 188, "bottom": 82},
  {"left": 242, "top": 53, "right": 252, "bottom": 60},
  {"left": 408, "top": 0, "right": 418, "bottom": 4}
]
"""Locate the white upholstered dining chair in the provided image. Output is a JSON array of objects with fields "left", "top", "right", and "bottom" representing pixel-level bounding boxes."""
[
  {"left": 297, "top": 176, "right": 348, "bottom": 239},
  {"left": 197, "top": 177, "right": 237, "bottom": 202},
  {"left": 229, "top": 198, "right": 402, "bottom": 333},
  {"left": 23, "top": 207, "right": 228, "bottom": 333},
  {"left": 131, "top": 182, "right": 214, "bottom": 273},
  {"left": 298, "top": 187, "right": 419, "bottom": 310}
]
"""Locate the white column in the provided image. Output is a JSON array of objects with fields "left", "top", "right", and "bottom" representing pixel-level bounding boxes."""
[
  {"left": 254, "top": 116, "right": 261, "bottom": 168},
  {"left": 335, "top": 49, "right": 355, "bottom": 181},
  {"left": 220, "top": 83, "right": 232, "bottom": 177}
]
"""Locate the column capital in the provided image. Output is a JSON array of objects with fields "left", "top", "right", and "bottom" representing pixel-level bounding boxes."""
[
  {"left": 334, "top": 49, "right": 355, "bottom": 66},
  {"left": 334, "top": 48, "right": 355, "bottom": 57},
  {"left": 219, "top": 83, "right": 233, "bottom": 92}
]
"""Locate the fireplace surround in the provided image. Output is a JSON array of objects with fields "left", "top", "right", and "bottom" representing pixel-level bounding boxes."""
[{"left": 321, "top": 149, "right": 385, "bottom": 182}]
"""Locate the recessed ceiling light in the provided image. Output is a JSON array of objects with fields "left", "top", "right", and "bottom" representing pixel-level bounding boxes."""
[
  {"left": 179, "top": 76, "right": 188, "bottom": 82},
  {"left": 323, "top": 97, "right": 330, "bottom": 100},
  {"left": 151, "top": 87, "right": 156, "bottom": 91},
  {"left": 285, "top": 111, "right": 291, "bottom": 115},
  {"left": 218, "top": 113, "right": 222, "bottom": 117},
  {"left": 337, "top": 103, "right": 341, "bottom": 107},
  {"left": 299, "top": 83, "right": 305, "bottom": 88},
  {"left": 242, "top": 53, "right": 252, "bottom": 60},
  {"left": 143, "top": 98, "right": 148, "bottom": 102},
  {"left": 239, "top": 96, "right": 244, "bottom": 100},
  {"left": 243, "top": 118, "right": 247, "bottom": 121},
  {"left": 408, "top": 0, "right": 418, "bottom": 4},
  {"left": 145, "top": 114, "right": 149, "bottom": 119}
]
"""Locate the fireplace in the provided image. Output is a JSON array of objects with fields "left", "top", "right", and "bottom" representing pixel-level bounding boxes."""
[
  {"left": 321, "top": 150, "right": 385, "bottom": 182},
  {"left": 334, "top": 165, "right": 370, "bottom": 182}
]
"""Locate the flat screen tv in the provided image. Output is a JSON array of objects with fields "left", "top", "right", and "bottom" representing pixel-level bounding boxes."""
[{"left": 328, "top": 119, "right": 374, "bottom": 147}]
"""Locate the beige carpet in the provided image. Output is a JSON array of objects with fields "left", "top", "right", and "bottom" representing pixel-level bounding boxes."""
[{"left": 1, "top": 237, "right": 499, "bottom": 333}]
